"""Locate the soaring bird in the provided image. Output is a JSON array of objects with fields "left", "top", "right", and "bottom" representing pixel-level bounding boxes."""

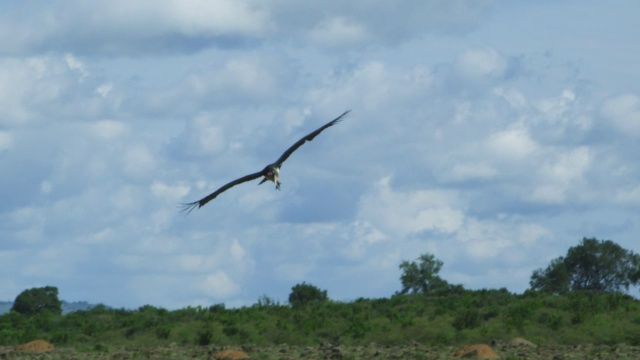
[{"left": 181, "top": 110, "right": 350, "bottom": 213}]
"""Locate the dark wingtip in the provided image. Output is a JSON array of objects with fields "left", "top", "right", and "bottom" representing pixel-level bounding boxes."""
[
  {"left": 332, "top": 110, "right": 351, "bottom": 124},
  {"left": 179, "top": 201, "right": 200, "bottom": 215}
]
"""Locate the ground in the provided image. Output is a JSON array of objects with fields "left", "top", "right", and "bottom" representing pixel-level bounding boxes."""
[{"left": 2, "top": 342, "right": 640, "bottom": 359}]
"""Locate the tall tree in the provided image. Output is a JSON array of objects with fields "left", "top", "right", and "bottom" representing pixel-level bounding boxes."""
[
  {"left": 398, "top": 253, "right": 448, "bottom": 294},
  {"left": 288, "top": 282, "right": 328, "bottom": 308},
  {"left": 11, "top": 286, "right": 62, "bottom": 315},
  {"left": 530, "top": 237, "right": 640, "bottom": 293}
]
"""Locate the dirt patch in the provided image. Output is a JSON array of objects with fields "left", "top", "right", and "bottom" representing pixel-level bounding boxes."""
[
  {"left": 14, "top": 339, "right": 55, "bottom": 352},
  {"left": 4, "top": 343, "right": 640, "bottom": 359},
  {"left": 509, "top": 337, "right": 537, "bottom": 348},
  {"left": 213, "top": 349, "right": 251, "bottom": 359},
  {"left": 454, "top": 344, "right": 500, "bottom": 359}
]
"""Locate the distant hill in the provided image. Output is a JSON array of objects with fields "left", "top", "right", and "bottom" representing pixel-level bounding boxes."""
[
  {"left": 0, "top": 301, "right": 11, "bottom": 314},
  {"left": 60, "top": 301, "right": 99, "bottom": 314},
  {"left": 0, "top": 300, "right": 99, "bottom": 315}
]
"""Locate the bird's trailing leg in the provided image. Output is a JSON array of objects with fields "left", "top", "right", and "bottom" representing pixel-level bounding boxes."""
[{"left": 276, "top": 181, "right": 281, "bottom": 190}]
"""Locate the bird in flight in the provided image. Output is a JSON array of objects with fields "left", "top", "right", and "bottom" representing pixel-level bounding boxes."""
[{"left": 181, "top": 110, "right": 350, "bottom": 213}]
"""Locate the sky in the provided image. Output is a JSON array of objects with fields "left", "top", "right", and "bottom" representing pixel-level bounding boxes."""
[{"left": 1, "top": 0, "right": 639, "bottom": 309}]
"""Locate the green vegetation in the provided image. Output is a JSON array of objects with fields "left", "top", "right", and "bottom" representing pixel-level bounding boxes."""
[
  {"left": 1, "top": 237, "right": 638, "bottom": 350},
  {"left": 11, "top": 286, "right": 62, "bottom": 316},
  {"left": 530, "top": 237, "right": 640, "bottom": 293},
  {"left": 398, "top": 253, "right": 449, "bottom": 295},
  {"left": 1, "top": 290, "right": 639, "bottom": 349},
  {"left": 288, "top": 282, "right": 328, "bottom": 308}
]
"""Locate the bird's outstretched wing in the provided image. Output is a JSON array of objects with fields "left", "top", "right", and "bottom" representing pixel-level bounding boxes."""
[
  {"left": 274, "top": 110, "right": 350, "bottom": 167},
  {"left": 180, "top": 170, "right": 265, "bottom": 214}
]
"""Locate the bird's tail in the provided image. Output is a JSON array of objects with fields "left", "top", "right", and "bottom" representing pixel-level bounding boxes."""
[{"left": 258, "top": 178, "right": 268, "bottom": 186}]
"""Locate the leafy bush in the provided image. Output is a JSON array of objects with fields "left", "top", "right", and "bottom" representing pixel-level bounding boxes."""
[
  {"left": 288, "top": 282, "right": 328, "bottom": 308},
  {"left": 452, "top": 308, "right": 481, "bottom": 331},
  {"left": 11, "top": 286, "right": 62, "bottom": 316},
  {"left": 196, "top": 328, "right": 213, "bottom": 346},
  {"left": 0, "top": 286, "right": 638, "bottom": 348},
  {"left": 530, "top": 237, "right": 640, "bottom": 293}
]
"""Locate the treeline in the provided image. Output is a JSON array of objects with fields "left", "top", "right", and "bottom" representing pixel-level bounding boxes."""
[
  {"left": 1, "top": 290, "right": 639, "bottom": 350},
  {"left": 1, "top": 237, "right": 639, "bottom": 350}
]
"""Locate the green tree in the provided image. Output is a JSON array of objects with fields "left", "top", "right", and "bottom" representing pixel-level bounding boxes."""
[
  {"left": 398, "top": 253, "right": 448, "bottom": 294},
  {"left": 530, "top": 237, "right": 640, "bottom": 293},
  {"left": 288, "top": 282, "right": 328, "bottom": 308},
  {"left": 529, "top": 257, "right": 571, "bottom": 294},
  {"left": 11, "top": 286, "right": 62, "bottom": 316}
]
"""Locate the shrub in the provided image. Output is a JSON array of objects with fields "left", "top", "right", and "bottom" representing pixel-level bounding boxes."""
[
  {"left": 452, "top": 308, "right": 481, "bottom": 331},
  {"left": 289, "top": 282, "right": 328, "bottom": 308}
]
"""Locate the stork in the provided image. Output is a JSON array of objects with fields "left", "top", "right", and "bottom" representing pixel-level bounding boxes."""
[{"left": 181, "top": 111, "right": 349, "bottom": 213}]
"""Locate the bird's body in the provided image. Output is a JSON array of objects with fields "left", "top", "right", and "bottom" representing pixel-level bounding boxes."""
[
  {"left": 181, "top": 111, "right": 349, "bottom": 213},
  {"left": 258, "top": 164, "right": 280, "bottom": 188}
]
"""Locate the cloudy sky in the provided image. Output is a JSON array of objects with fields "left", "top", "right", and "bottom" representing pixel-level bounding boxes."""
[{"left": 1, "top": 0, "right": 639, "bottom": 309}]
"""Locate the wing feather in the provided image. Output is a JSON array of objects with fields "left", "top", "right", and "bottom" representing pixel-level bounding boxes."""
[
  {"left": 274, "top": 110, "right": 350, "bottom": 167},
  {"left": 180, "top": 170, "right": 264, "bottom": 213}
]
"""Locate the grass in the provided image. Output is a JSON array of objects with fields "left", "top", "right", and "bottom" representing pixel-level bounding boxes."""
[{"left": 1, "top": 290, "right": 639, "bottom": 350}]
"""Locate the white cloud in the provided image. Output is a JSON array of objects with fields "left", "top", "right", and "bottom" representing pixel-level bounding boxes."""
[
  {"left": 2, "top": 1, "right": 640, "bottom": 309},
  {"left": 0, "top": 59, "right": 43, "bottom": 124},
  {"left": 307, "top": 61, "right": 432, "bottom": 113},
  {"left": 40, "top": 180, "right": 52, "bottom": 194},
  {"left": 273, "top": 263, "right": 314, "bottom": 283},
  {"left": 309, "top": 17, "right": 370, "bottom": 47},
  {"left": 95, "top": 83, "right": 113, "bottom": 98},
  {"left": 614, "top": 186, "right": 640, "bottom": 206},
  {"left": 145, "top": 56, "right": 285, "bottom": 118},
  {"left": 192, "top": 116, "right": 226, "bottom": 156},
  {"left": 230, "top": 239, "right": 246, "bottom": 262},
  {"left": 0, "top": 1, "right": 496, "bottom": 56},
  {"left": 158, "top": 0, "right": 271, "bottom": 36},
  {"left": 358, "top": 177, "right": 464, "bottom": 236},
  {"left": 213, "top": 58, "right": 281, "bottom": 100},
  {"left": 0, "top": 56, "right": 110, "bottom": 125},
  {"left": 338, "top": 221, "right": 387, "bottom": 261},
  {"left": 122, "top": 145, "right": 156, "bottom": 179},
  {"left": 447, "top": 162, "right": 497, "bottom": 182},
  {"left": 9, "top": 207, "right": 46, "bottom": 244},
  {"left": 202, "top": 271, "right": 241, "bottom": 298},
  {"left": 529, "top": 146, "right": 591, "bottom": 204},
  {"left": 456, "top": 47, "right": 507, "bottom": 81},
  {"left": 0, "top": 0, "right": 271, "bottom": 55},
  {"left": 79, "top": 228, "right": 114, "bottom": 245},
  {"left": 537, "top": 90, "right": 576, "bottom": 119},
  {"left": 0, "top": 131, "right": 13, "bottom": 151},
  {"left": 602, "top": 93, "right": 640, "bottom": 136},
  {"left": 494, "top": 87, "right": 527, "bottom": 109},
  {"left": 454, "top": 218, "right": 550, "bottom": 261},
  {"left": 91, "top": 120, "right": 129, "bottom": 140},
  {"left": 485, "top": 127, "right": 539, "bottom": 161},
  {"left": 251, "top": 0, "right": 496, "bottom": 52},
  {"left": 150, "top": 181, "right": 190, "bottom": 202},
  {"left": 64, "top": 53, "right": 88, "bottom": 80},
  {"left": 111, "top": 185, "right": 139, "bottom": 211}
]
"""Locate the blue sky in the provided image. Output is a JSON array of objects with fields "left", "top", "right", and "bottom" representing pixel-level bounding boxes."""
[{"left": 1, "top": 0, "right": 639, "bottom": 309}]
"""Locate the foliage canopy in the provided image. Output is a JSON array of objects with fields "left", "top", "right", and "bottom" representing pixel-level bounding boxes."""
[
  {"left": 398, "top": 253, "right": 448, "bottom": 294},
  {"left": 530, "top": 237, "right": 640, "bottom": 293},
  {"left": 11, "top": 286, "right": 62, "bottom": 316},
  {"left": 288, "top": 282, "right": 328, "bottom": 308},
  {"left": 3, "top": 237, "right": 639, "bottom": 350}
]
